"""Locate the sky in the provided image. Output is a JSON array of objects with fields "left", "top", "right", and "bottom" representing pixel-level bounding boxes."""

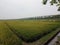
[{"left": 0, "top": 0, "right": 60, "bottom": 19}]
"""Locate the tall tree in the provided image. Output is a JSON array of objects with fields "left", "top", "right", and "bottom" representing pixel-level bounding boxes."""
[{"left": 43, "top": 0, "right": 60, "bottom": 11}]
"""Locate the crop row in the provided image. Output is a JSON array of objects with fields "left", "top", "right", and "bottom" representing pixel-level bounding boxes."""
[
  {"left": 5, "top": 20, "right": 60, "bottom": 42},
  {"left": 0, "top": 21, "right": 22, "bottom": 45},
  {"left": 0, "top": 20, "right": 60, "bottom": 45}
]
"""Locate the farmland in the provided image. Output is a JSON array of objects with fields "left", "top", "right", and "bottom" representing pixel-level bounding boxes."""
[
  {"left": 0, "top": 19, "right": 60, "bottom": 45},
  {"left": 0, "top": 21, "right": 22, "bottom": 45}
]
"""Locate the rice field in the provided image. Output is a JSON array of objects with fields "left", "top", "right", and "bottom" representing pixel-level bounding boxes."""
[
  {"left": 0, "top": 21, "right": 22, "bottom": 45},
  {"left": 0, "top": 20, "right": 60, "bottom": 45}
]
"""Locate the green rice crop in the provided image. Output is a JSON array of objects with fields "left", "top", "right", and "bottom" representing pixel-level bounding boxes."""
[
  {"left": 6, "top": 20, "right": 60, "bottom": 39},
  {"left": 0, "top": 20, "right": 60, "bottom": 45},
  {"left": 0, "top": 21, "right": 22, "bottom": 45}
]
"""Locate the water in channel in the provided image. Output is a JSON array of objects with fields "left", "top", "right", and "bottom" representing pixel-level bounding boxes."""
[{"left": 48, "top": 32, "right": 60, "bottom": 45}]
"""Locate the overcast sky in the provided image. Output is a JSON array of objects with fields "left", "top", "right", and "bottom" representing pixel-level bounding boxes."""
[{"left": 0, "top": 0, "right": 60, "bottom": 19}]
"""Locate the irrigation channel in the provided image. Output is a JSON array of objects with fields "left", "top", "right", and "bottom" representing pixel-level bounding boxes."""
[
  {"left": 5, "top": 22, "right": 60, "bottom": 45},
  {"left": 48, "top": 32, "right": 60, "bottom": 45}
]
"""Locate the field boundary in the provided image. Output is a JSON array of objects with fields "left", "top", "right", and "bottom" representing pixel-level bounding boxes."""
[{"left": 43, "top": 28, "right": 60, "bottom": 45}]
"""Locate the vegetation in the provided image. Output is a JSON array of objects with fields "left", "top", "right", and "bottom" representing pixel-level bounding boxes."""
[
  {"left": 39, "top": 28, "right": 60, "bottom": 45},
  {"left": 0, "top": 15, "right": 60, "bottom": 45},
  {"left": 0, "top": 21, "right": 22, "bottom": 45},
  {"left": 6, "top": 20, "right": 59, "bottom": 39},
  {"left": 43, "top": 0, "right": 60, "bottom": 11},
  {"left": 21, "top": 14, "right": 60, "bottom": 20}
]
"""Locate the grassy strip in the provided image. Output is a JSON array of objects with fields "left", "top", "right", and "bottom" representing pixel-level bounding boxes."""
[{"left": 39, "top": 28, "right": 60, "bottom": 45}]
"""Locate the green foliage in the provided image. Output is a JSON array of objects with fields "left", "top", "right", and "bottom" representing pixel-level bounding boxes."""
[
  {"left": 0, "top": 21, "right": 22, "bottom": 45},
  {"left": 0, "top": 19, "right": 60, "bottom": 45},
  {"left": 6, "top": 20, "right": 60, "bottom": 39},
  {"left": 43, "top": 0, "right": 48, "bottom": 4},
  {"left": 39, "top": 28, "right": 60, "bottom": 45},
  {"left": 43, "top": 0, "right": 60, "bottom": 11}
]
